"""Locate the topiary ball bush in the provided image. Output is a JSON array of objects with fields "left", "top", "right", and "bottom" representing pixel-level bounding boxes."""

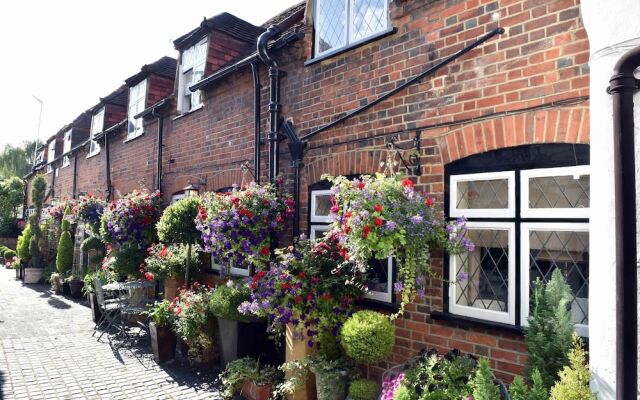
[
  {"left": 209, "top": 281, "right": 251, "bottom": 322},
  {"left": 348, "top": 379, "right": 380, "bottom": 400},
  {"left": 341, "top": 310, "right": 395, "bottom": 364},
  {"left": 3, "top": 249, "right": 16, "bottom": 259}
]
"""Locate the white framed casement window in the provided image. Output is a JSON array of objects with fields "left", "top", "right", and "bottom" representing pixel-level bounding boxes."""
[
  {"left": 178, "top": 38, "right": 207, "bottom": 113},
  {"left": 309, "top": 224, "right": 329, "bottom": 240},
  {"left": 449, "top": 221, "right": 516, "bottom": 325},
  {"left": 46, "top": 140, "right": 56, "bottom": 173},
  {"left": 127, "top": 79, "right": 147, "bottom": 140},
  {"left": 520, "top": 166, "right": 590, "bottom": 219},
  {"left": 450, "top": 171, "right": 515, "bottom": 218},
  {"left": 35, "top": 150, "right": 44, "bottom": 164},
  {"left": 314, "top": 0, "right": 389, "bottom": 57},
  {"left": 520, "top": 222, "right": 589, "bottom": 337},
  {"left": 310, "top": 189, "right": 333, "bottom": 223},
  {"left": 62, "top": 129, "right": 72, "bottom": 167},
  {"left": 210, "top": 256, "right": 250, "bottom": 277},
  {"left": 88, "top": 107, "right": 104, "bottom": 157}
]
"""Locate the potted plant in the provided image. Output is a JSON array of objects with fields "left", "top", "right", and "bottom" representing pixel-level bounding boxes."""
[
  {"left": 156, "top": 196, "right": 202, "bottom": 288},
  {"left": 146, "top": 300, "right": 177, "bottom": 364},
  {"left": 209, "top": 279, "right": 251, "bottom": 364},
  {"left": 170, "top": 282, "right": 218, "bottom": 364},
  {"left": 144, "top": 243, "right": 200, "bottom": 300},
  {"left": 50, "top": 272, "right": 62, "bottom": 294},
  {"left": 325, "top": 172, "right": 472, "bottom": 316},
  {"left": 68, "top": 275, "right": 85, "bottom": 298},
  {"left": 240, "top": 364, "right": 282, "bottom": 400},
  {"left": 219, "top": 357, "right": 283, "bottom": 400},
  {"left": 24, "top": 174, "right": 46, "bottom": 284}
]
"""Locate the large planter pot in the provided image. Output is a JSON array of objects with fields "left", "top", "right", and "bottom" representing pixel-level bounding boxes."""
[
  {"left": 218, "top": 318, "right": 238, "bottom": 365},
  {"left": 285, "top": 324, "right": 316, "bottom": 400},
  {"left": 241, "top": 380, "right": 273, "bottom": 400},
  {"left": 314, "top": 371, "right": 350, "bottom": 400},
  {"left": 88, "top": 293, "right": 102, "bottom": 323},
  {"left": 62, "top": 281, "right": 71, "bottom": 296},
  {"left": 23, "top": 268, "right": 44, "bottom": 284},
  {"left": 163, "top": 275, "right": 184, "bottom": 301},
  {"left": 149, "top": 321, "right": 177, "bottom": 365},
  {"left": 69, "top": 281, "right": 84, "bottom": 298}
]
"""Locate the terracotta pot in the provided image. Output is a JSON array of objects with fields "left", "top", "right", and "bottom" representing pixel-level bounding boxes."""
[
  {"left": 88, "top": 292, "right": 102, "bottom": 323},
  {"left": 164, "top": 275, "right": 184, "bottom": 301},
  {"left": 241, "top": 380, "right": 273, "bottom": 400},
  {"left": 149, "top": 321, "right": 177, "bottom": 364},
  {"left": 23, "top": 268, "right": 44, "bottom": 284},
  {"left": 285, "top": 324, "right": 316, "bottom": 400},
  {"left": 69, "top": 281, "right": 84, "bottom": 298}
]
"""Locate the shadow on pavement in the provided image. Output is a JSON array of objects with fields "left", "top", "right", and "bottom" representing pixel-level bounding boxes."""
[{"left": 21, "top": 282, "right": 91, "bottom": 309}]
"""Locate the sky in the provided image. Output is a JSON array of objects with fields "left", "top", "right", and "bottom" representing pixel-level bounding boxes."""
[{"left": 0, "top": 0, "right": 301, "bottom": 150}]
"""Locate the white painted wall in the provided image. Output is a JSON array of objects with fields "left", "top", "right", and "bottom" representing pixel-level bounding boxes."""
[{"left": 581, "top": 1, "right": 640, "bottom": 398}]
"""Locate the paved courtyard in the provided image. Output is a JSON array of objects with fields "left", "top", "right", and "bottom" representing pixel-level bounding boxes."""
[{"left": 0, "top": 267, "right": 223, "bottom": 400}]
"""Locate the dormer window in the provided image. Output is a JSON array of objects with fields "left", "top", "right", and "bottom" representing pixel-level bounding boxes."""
[
  {"left": 35, "top": 150, "right": 44, "bottom": 165},
  {"left": 127, "top": 79, "right": 147, "bottom": 140},
  {"left": 178, "top": 38, "right": 207, "bottom": 113},
  {"left": 46, "top": 140, "right": 55, "bottom": 173},
  {"left": 88, "top": 107, "right": 104, "bottom": 157},
  {"left": 314, "top": 0, "right": 389, "bottom": 57},
  {"left": 62, "top": 130, "right": 72, "bottom": 167}
]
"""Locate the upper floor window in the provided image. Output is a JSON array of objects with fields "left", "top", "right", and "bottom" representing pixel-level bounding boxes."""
[
  {"left": 314, "top": 0, "right": 389, "bottom": 57},
  {"left": 46, "top": 140, "right": 56, "bottom": 173},
  {"left": 127, "top": 79, "right": 147, "bottom": 140},
  {"left": 35, "top": 150, "right": 44, "bottom": 165},
  {"left": 178, "top": 38, "right": 207, "bottom": 113},
  {"left": 62, "top": 130, "right": 72, "bottom": 167},
  {"left": 88, "top": 107, "right": 104, "bottom": 157},
  {"left": 446, "top": 148, "right": 590, "bottom": 337}
]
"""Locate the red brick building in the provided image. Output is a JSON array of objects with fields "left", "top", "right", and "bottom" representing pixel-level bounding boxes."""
[{"left": 25, "top": 0, "right": 591, "bottom": 381}]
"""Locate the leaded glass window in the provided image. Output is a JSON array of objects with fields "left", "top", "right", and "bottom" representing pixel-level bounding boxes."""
[{"left": 127, "top": 79, "right": 147, "bottom": 140}]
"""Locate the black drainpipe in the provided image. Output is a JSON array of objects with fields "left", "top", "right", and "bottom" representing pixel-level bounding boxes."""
[
  {"left": 283, "top": 121, "right": 306, "bottom": 238},
  {"left": 104, "top": 132, "right": 112, "bottom": 201},
  {"left": 72, "top": 153, "right": 78, "bottom": 199},
  {"left": 609, "top": 45, "right": 640, "bottom": 399},
  {"left": 257, "top": 25, "right": 281, "bottom": 183},
  {"left": 152, "top": 108, "right": 165, "bottom": 193},
  {"left": 251, "top": 61, "right": 262, "bottom": 184}
]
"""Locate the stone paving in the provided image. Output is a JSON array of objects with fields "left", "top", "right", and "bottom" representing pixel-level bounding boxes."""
[{"left": 0, "top": 267, "right": 224, "bottom": 400}]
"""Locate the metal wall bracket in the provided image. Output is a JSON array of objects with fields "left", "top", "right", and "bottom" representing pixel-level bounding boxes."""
[{"left": 387, "top": 130, "right": 422, "bottom": 176}]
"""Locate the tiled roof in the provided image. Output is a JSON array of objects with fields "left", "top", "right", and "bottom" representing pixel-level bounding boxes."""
[
  {"left": 173, "top": 12, "right": 265, "bottom": 50},
  {"left": 261, "top": 1, "right": 306, "bottom": 28},
  {"left": 124, "top": 56, "right": 177, "bottom": 86}
]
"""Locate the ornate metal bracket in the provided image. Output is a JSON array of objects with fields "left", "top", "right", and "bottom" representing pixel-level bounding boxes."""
[{"left": 386, "top": 130, "right": 422, "bottom": 176}]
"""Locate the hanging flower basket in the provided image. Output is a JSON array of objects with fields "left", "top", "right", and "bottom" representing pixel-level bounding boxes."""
[
  {"left": 76, "top": 194, "right": 106, "bottom": 234},
  {"left": 195, "top": 181, "right": 294, "bottom": 269},
  {"left": 100, "top": 190, "right": 162, "bottom": 248},
  {"left": 324, "top": 173, "right": 474, "bottom": 317}
]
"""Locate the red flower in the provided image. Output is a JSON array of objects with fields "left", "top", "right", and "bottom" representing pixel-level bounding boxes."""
[
  {"left": 311, "top": 277, "right": 321, "bottom": 284},
  {"left": 281, "top": 283, "right": 292, "bottom": 290},
  {"left": 144, "top": 272, "right": 154, "bottom": 281},
  {"left": 362, "top": 225, "right": 372, "bottom": 239},
  {"left": 402, "top": 178, "right": 414, "bottom": 188},
  {"left": 344, "top": 226, "right": 351, "bottom": 234},
  {"left": 344, "top": 211, "right": 353, "bottom": 219},
  {"left": 306, "top": 293, "right": 314, "bottom": 302},
  {"left": 298, "top": 272, "right": 306, "bottom": 279},
  {"left": 425, "top": 197, "right": 434, "bottom": 207},
  {"left": 158, "top": 246, "right": 168, "bottom": 257},
  {"left": 260, "top": 247, "right": 270, "bottom": 256},
  {"left": 374, "top": 217, "right": 384, "bottom": 227},
  {"left": 358, "top": 182, "right": 366, "bottom": 190},
  {"left": 374, "top": 204, "right": 383, "bottom": 212},
  {"left": 322, "top": 292, "right": 332, "bottom": 301},
  {"left": 295, "top": 296, "right": 303, "bottom": 304}
]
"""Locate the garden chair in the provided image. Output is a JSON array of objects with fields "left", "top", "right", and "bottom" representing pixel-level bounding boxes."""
[
  {"left": 92, "top": 277, "right": 123, "bottom": 341},
  {"left": 114, "top": 283, "right": 154, "bottom": 348}
]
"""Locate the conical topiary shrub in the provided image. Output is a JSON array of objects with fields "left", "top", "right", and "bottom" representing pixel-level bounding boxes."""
[{"left": 56, "top": 208, "right": 73, "bottom": 274}]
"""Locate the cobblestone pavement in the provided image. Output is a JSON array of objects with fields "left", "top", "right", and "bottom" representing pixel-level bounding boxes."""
[{"left": 0, "top": 267, "right": 223, "bottom": 400}]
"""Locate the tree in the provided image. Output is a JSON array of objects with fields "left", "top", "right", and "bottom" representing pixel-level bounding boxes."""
[
  {"left": 472, "top": 358, "right": 501, "bottom": 400},
  {"left": 17, "top": 225, "right": 31, "bottom": 261},
  {"left": 550, "top": 335, "right": 597, "bottom": 400},
  {"left": 0, "top": 177, "right": 25, "bottom": 217},
  {"left": 525, "top": 269, "right": 574, "bottom": 391},
  {"left": 28, "top": 175, "right": 46, "bottom": 268},
  {"left": 56, "top": 208, "right": 73, "bottom": 274},
  {"left": 0, "top": 140, "right": 42, "bottom": 179}
]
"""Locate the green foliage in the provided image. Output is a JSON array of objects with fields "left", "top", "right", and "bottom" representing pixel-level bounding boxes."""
[
  {"left": 308, "top": 355, "right": 358, "bottom": 400},
  {"left": 528, "top": 369, "right": 549, "bottom": 400},
  {"left": 17, "top": 225, "right": 31, "bottom": 261},
  {"left": 341, "top": 310, "right": 395, "bottom": 364},
  {"left": 27, "top": 175, "right": 46, "bottom": 268},
  {"left": 146, "top": 300, "right": 175, "bottom": 328},
  {"left": 472, "top": 358, "right": 501, "bottom": 400},
  {"left": 209, "top": 280, "right": 251, "bottom": 321},
  {"left": 348, "top": 379, "right": 380, "bottom": 400},
  {"left": 394, "top": 385, "right": 417, "bottom": 400},
  {"left": 31, "top": 175, "right": 46, "bottom": 213},
  {"left": 144, "top": 243, "right": 201, "bottom": 280},
  {"left": 80, "top": 236, "right": 102, "bottom": 253},
  {"left": 3, "top": 249, "right": 16, "bottom": 259},
  {"left": 525, "top": 269, "right": 574, "bottom": 391},
  {"left": 56, "top": 208, "right": 74, "bottom": 274},
  {"left": 0, "top": 177, "right": 25, "bottom": 219},
  {"left": 509, "top": 376, "right": 529, "bottom": 400},
  {"left": 0, "top": 140, "right": 42, "bottom": 178},
  {"left": 316, "top": 330, "right": 342, "bottom": 360},
  {"left": 0, "top": 217, "right": 19, "bottom": 237},
  {"left": 109, "top": 244, "right": 147, "bottom": 278},
  {"left": 549, "top": 335, "right": 597, "bottom": 400},
  {"left": 219, "top": 357, "right": 282, "bottom": 399},
  {"left": 157, "top": 197, "right": 201, "bottom": 245}
]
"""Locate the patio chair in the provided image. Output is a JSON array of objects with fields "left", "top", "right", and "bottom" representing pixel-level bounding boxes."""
[
  {"left": 92, "top": 277, "right": 123, "bottom": 341},
  {"left": 114, "top": 284, "right": 154, "bottom": 348}
]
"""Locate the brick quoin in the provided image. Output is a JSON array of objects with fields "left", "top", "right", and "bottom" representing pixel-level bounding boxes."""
[{"left": 25, "top": 0, "right": 590, "bottom": 381}]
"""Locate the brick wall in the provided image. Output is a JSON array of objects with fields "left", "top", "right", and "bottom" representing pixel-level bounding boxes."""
[{"left": 24, "top": 0, "right": 590, "bottom": 382}]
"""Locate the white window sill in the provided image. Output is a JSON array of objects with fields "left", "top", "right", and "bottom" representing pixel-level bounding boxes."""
[
  {"left": 62, "top": 164, "right": 70, "bottom": 169},
  {"left": 173, "top": 104, "right": 204, "bottom": 121},
  {"left": 86, "top": 151, "right": 100, "bottom": 159},
  {"left": 124, "top": 132, "right": 145, "bottom": 143},
  {"left": 305, "top": 27, "right": 396, "bottom": 66}
]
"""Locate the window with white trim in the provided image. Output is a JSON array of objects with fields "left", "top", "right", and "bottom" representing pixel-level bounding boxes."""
[
  {"left": 314, "top": 0, "right": 389, "bottom": 57},
  {"left": 127, "top": 79, "right": 147, "bottom": 140},
  {"left": 46, "top": 140, "right": 56, "bottom": 173},
  {"left": 88, "top": 107, "right": 104, "bottom": 157},
  {"left": 62, "top": 130, "right": 72, "bottom": 167},
  {"left": 35, "top": 150, "right": 44, "bottom": 165},
  {"left": 447, "top": 149, "right": 590, "bottom": 335},
  {"left": 178, "top": 38, "right": 207, "bottom": 113},
  {"left": 309, "top": 186, "right": 394, "bottom": 304}
]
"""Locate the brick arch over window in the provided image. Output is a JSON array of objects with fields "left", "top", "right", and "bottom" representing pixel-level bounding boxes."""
[
  {"left": 436, "top": 107, "right": 590, "bottom": 164},
  {"left": 304, "top": 149, "right": 389, "bottom": 186}
]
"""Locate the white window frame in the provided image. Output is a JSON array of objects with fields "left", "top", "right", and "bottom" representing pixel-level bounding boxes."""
[
  {"left": 520, "top": 222, "right": 589, "bottom": 337},
  {"left": 449, "top": 221, "right": 516, "bottom": 325},
  {"left": 309, "top": 224, "right": 329, "bottom": 240},
  {"left": 170, "top": 193, "right": 185, "bottom": 204},
  {"left": 449, "top": 171, "right": 515, "bottom": 219},
  {"left": 314, "top": 0, "right": 390, "bottom": 58},
  {"left": 520, "top": 165, "right": 590, "bottom": 219},
  {"left": 127, "top": 79, "right": 147, "bottom": 140},
  {"left": 35, "top": 150, "right": 44, "bottom": 164},
  {"left": 88, "top": 107, "right": 104, "bottom": 157},
  {"left": 210, "top": 255, "right": 250, "bottom": 277},
  {"left": 310, "top": 189, "right": 333, "bottom": 223},
  {"left": 178, "top": 38, "right": 207, "bottom": 113},
  {"left": 62, "top": 130, "right": 72, "bottom": 168},
  {"left": 46, "top": 140, "right": 56, "bottom": 173}
]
